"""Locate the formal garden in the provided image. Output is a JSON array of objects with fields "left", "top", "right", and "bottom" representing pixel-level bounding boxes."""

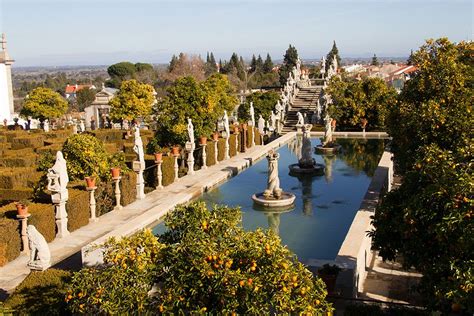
[{"left": 0, "top": 38, "right": 472, "bottom": 315}]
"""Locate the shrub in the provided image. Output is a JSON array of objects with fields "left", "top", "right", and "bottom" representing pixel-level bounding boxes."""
[
  {"left": 28, "top": 203, "right": 56, "bottom": 242},
  {"left": 161, "top": 155, "right": 175, "bottom": 187},
  {"left": 121, "top": 171, "right": 137, "bottom": 206},
  {"left": 217, "top": 138, "right": 226, "bottom": 161},
  {"left": 0, "top": 215, "right": 20, "bottom": 266},
  {"left": 206, "top": 141, "right": 216, "bottom": 166},
  {"left": 67, "top": 189, "right": 90, "bottom": 232},
  {"left": 5, "top": 269, "right": 72, "bottom": 315},
  {"left": 67, "top": 202, "right": 333, "bottom": 314},
  {"left": 62, "top": 134, "right": 110, "bottom": 181},
  {"left": 10, "top": 135, "right": 45, "bottom": 150},
  {"left": 229, "top": 134, "right": 237, "bottom": 157}
]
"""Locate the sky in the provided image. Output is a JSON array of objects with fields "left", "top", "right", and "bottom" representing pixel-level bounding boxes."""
[{"left": 0, "top": 0, "right": 472, "bottom": 67}]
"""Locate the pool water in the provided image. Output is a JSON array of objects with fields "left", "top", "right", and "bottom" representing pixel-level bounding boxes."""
[{"left": 154, "top": 137, "right": 385, "bottom": 262}]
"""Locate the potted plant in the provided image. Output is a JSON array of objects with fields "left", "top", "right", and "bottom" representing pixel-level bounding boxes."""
[
  {"left": 15, "top": 200, "right": 30, "bottom": 216},
  {"left": 171, "top": 146, "right": 180, "bottom": 156},
  {"left": 85, "top": 176, "right": 96, "bottom": 188},
  {"left": 111, "top": 167, "right": 121, "bottom": 178},
  {"left": 108, "top": 152, "right": 128, "bottom": 178},
  {"left": 317, "top": 264, "right": 341, "bottom": 294},
  {"left": 360, "top": 118, "right": 368, "bottom": 132},
  {"left": 212, "top": 131, "right": 219, "bottom": 141}
]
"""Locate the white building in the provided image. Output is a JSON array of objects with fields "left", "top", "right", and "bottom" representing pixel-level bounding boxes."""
[{"left": 0, "top": 33, "right": 14, "bottom": 123}]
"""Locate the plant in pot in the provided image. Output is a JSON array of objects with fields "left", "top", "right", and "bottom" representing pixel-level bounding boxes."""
[
  {"left": 15, "top": 200, "right": 30, "bottom": 216},
  {"left": 195, "top": 121, "right": 214, "bottom": 146},
  {"left": 317, "top": 264, "right": 341, "bottom": 294},
  {"left": 108, "top": 152, "right": 129, "bottom": 179},
  {"left": 85, "top": 175, "right": 97, "bottom": 188},
  {"left": 146, "top": 138, "right": 164, "bottom": 162},
  {"left": 360, "top": 118, "right": 368, "bottom": 132}
]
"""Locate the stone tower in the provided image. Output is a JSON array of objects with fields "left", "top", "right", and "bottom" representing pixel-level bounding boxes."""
[{"left": 0, "top": 33, "right": 14, "bottom": 122}]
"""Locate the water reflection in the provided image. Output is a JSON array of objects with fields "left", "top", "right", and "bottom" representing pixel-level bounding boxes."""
[{"left": 322, "top": 154, "right": 336, "bottom": 183}]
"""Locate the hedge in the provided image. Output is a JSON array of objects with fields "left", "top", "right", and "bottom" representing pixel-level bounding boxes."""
[
  {"left": 121, "top": 171, "right": 137, "bottom": 206},
  {"left": 67, "top": 189, "right": 90, "bottom": 232},
  {"left": 217, "top": 138, "right": 226, "bottom": 162},
  {"left": 28, "top": 202, "right": 56, "bottom": 243},
  {"left": 206, "top": 141, "right": 217, "bottom": 166},
  {"left": 162, "top": 155, "right": 175, "bottom": 187},
  {"left": 10, "top": 135, "right": 45, "bottom": 150},
  {"left": 5, "top": 269, "right": 72, "bottom": 315},
  {"left": 35, "top": 144, "right": 63, "bottom": 155},
  {"left": 0, "top": 167, "right": 40, "bottom": 189},
  {"left": 246, "top": 127, "right": 254, "bottom": 148},
  {"left": 229, "top": 134, "right": 237, "bottom": 157},
  {"left": 91, "top": 130, "right": 124, "bottom": 142},
  {"left": 0, "top": 188, "right": 34, "bottom": 201},
  {"left": 0, "top": 216, "right": 20, "bottom": 267},
  {"left": 255, "top": 128, "right": 262, "bottom": 145},
  {"left": 0, "top": 155, "right": 37, "bottom": 168}
]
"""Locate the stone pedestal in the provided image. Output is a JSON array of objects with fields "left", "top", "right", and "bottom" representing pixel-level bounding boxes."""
[
  {"left": 186, "top": 141, "right": 195, "bottom": 175},
  {"left": 200, "top": 144, "right": 207, "bottom": 170},
  {"left": 155, "top": 161, "right": 163, "bottom": 189},
  {"left": 224, "top": 136, "right": 230, "bottom": 160},
  {"left": 16, "top": 213, "right": 31, "bottom": 255},
  {"left": 174, "top": 154, "right": 179, "bottom": 181},
  {"left": 52, "top": 191, "right": 69, "bottom": 238},
  {"left": 86, "top": 186, "right": 98, "bottom": 222},
  {"left": 213, "top": 140, "right": 219, "bottom": 164},
  {"left": 113, "top": 176, "right": 122, "bottom": 209},
  {"left": 133, "top": 161, "right": 145, "bottom": 200},
  {"left": 296, "top": 124, "right": 303, "bottom": 134}
]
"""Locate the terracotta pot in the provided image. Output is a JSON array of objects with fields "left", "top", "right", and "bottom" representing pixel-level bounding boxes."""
[
  {"left": 233, "top": 126, "right": 239, "bottom": 134},
  {"left": 199, "top": 136, "right": 207, "bottom": 145},
  {"left": 331, "top": 120, "right": 337, "bottom": 127},
  {"left": 85, "top": 177, "right": 96, "bottom": 188},
  {"left": 171, "top": 146, "right": 180, "bottom": 156},
  {"left": 15, "top": 203, "right": 28, "bottom": 216},
  {"left": 111, "top": 167, "right": 121, "bottom": 178},
  {"left": 154, "top": 152, "right": 163, "bottom": 162},
  {"left": 212, "top": 132, "right": 219, "bottom": 141}
]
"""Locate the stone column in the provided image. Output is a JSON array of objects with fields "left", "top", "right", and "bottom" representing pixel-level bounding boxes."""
[
  {"left": 113, "top": 176, "right": 123, "bottom": 209},
  {"left": 213, "top": 139, "right": 219, "bottom": 164},
  {"left": 224, "top": 135, "right": 230, "bottom": 160},
  {"left": 200, "top": 143, "right": 207, "bottom": 170},
  {"left": 133, "top": 161, "right": 145, "bottom": 200},
  {"left": 16, "top": 213, "right": 31, "bottom": 254},
  {"left": 186, "top": 142, "right": 195, "bottom": 175},
  {"left": 155, "top": 161, "right": 163, "bottom": 189},
  {"left": 52, "top": 191, "right": 69, "bottom": 238},
  {"left": 174, "top": 154, "right": 179, "bottom": 181},
  {"left": 86, "top": 186, "right": 98, "bottom": 222}
]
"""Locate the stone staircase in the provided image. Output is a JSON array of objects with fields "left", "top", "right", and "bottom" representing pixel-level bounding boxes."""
[{"left": 282, "top": 85, "right": 322, "bottom": 134}]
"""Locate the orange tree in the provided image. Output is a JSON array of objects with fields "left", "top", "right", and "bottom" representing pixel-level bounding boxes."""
[
  {"left": 66, "top": 201, "right": 332, "bottom": 314},
  {"left": 369, "top": 38, "right": 473, "bottom": 313}
]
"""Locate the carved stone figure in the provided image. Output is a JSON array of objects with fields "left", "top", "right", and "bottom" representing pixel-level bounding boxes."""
[
  {"left": 47, "top": 151, "right": 69, "bottom": 194},
  {"left": 43, "top": 119, "right": 49, "bottom": 132},
  {"left": 223, "top": 110, "right": 230, "bottom": 137},
  {"left": 270, "top": 111, "right": 276, "bottom": 130},
  {"left": 258, "top": 115, "right": 265, "bottom": 134},
  {"left": 79, "top": 120, "right": 85, "bottom": 133},
  {"left": 324, "top": 114, "right": 333, "bottom": 144},
  {"left": 133, "top": 125, "right": 145, "bottom": 169},
  {"left": 249, "top": 102, "right": 255, "bottom": 127},
  {"left": 263, "top": 151, "right": 282, "bottom": 199},
  {"left": 296, "top": 112, "right": 304, "bottom": 126},
  {"left": 27, "top": 225, "right": 51, "bottom": 270},
  {"left": 187, "top": 118, "right": 195, "bottom": 144}
]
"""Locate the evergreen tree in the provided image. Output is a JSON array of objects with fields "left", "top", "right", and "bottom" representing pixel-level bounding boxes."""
[
  {"left": 279, "top": 45, "right": 299, "bottom": 85},
  {"left": 168, "top": 55, "right": 179, "bottom": 72},
  {"left": 205, "top": 51, "right": 218, "bottom": 76},
  {"left": 407, "top": 49, "right": 414, "bottom": 65},
  {"left": 263, "top": 53, "right": 274, "bottom": 73},
  {"left": 250, "top": 54, "right": 257, "bottom": 73},
  {"left": 256, "top": 55, "right": 264, "bottom": 72},
  {"left": 326, "top": 41, "right": 341, "bottom": 72},
  {"left": 371, "top": 54, "right": 379, "bottom": 66},
  {"left": 209, "top": 53, "right": 217, "bottom": 70}
]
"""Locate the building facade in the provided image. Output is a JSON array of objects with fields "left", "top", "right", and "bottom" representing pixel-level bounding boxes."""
[{"left": 0, "top": 33, "right": 14, "bottom": 123}]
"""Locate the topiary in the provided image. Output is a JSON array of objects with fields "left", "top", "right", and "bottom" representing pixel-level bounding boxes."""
[{"left": 62, "top": 134, "right": 110, "bottom": 181}]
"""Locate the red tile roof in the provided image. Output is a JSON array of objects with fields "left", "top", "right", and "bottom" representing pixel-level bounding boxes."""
[{"left": 65, "top": 84, "right": 93, "bottom": 94}]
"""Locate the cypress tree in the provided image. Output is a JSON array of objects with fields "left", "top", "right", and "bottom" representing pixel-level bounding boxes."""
[
  {"left": 256, "top": 55, "right": 264, "bottom": 72},
  {"left": 263, "top": 53, "right": 274, "bottom": 73},
  {"left": 250, "top": 54, "right": 257, "bottom": 72},
  {"left": 371, "top": 54, "right": 379, "bottom": 66},
  {"left": 326, "top": 41, "right": 341, "bottom": 71},
  {"left": 168, "top": 54, "right": 179, "bottom": 72},
  {"left": 279, "top": 44, "right": 299, "bottom": 85}
]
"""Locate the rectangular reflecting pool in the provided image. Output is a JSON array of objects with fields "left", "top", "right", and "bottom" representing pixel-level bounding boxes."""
[{"left": 154, "top": 137, "right": 385, "bottom": 263}]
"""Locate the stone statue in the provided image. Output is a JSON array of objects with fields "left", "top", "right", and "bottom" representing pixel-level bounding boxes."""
[
  {"left": 324, "top": 114, "right": 333, "bottom": 144},
  {"left": 72, "top": 124, "right": 78, "bottom": 134},
  {"left": 320, "top": 56, "right": 326, "bottom": 74},
  {"left": 27, "top": 225, "right": 51, "bottom": 270},
  {"left": 47, "top": 151, "right": 69, "bottom": 194},
  {"left": 249, "top": 102, "right": 255, "bottom": 127},
  {"left": 300, "top": 124, "right": 314, "bottom": 168},
  {"left": 258, "top": 115, "right": 265, "bottom": 134},
  {"left": 79, "top": 120, "right": 85, "bottom": 133},
  {"left": 316, "top": 99, "right": 322, "bottom": 120},
  {"left": 275, "top": 101, "right": 283, "bottom": 115},
  {"left": 270, "top": 111, "right": 276, "bottom": 130},
  {"left": 296, "top": 112, "right": 304, "bottom": 126},
  {"left": 187, "top": 118, "right": 195, "bottom": 144},
  {"left": 223, "top": 110, "right": 230, "bottom": 137},
  {"left": 43, "top": 119, "right": 49, "bottom": 132},
  {"left": 263, "top": 151, "right": 282, "bottom": 199},
  {"left": 133, "top": 125, "right": 145, "bottom": 169}
]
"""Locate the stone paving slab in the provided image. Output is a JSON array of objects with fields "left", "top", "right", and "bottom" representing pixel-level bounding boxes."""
[{"left": 0, "top": 132, "right": 296, "bottom": 294}]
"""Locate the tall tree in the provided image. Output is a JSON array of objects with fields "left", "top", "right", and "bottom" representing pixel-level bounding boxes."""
[
  {"left": 107, "top": 62, "right": 136, "bottom": 88},
  {"left": 250, "top": 55, "right": 258, "bottom": 73},
  {"left": 371, "top": 54, "right": 379, "bottom": 66},
  {"left": 370, "top": 38, "right": 474, "bottom": 312},
  {"left": 205, "top": 52, "right": 218, "bottom": 76},
  {"left": 326, "top": 41, "right": 341, "bottom": 72},
  {"left": 279, "top": 45, "right": 299, "bottom": 85},
  {"left": 20, "top": 87, "right": 68, "bottom": 122},
  {"left": 168, "top": 55, "right": 179, "bottom": 72},
  {"left": 263, "top": 53, "right": 274, "bottom": 73},
  {"left": 75, "top": 87, "right": 96, "bottom": 111},
  {"left": 256, "top": 55, "right": 264, "bottom": 71},
  {"left": 109, "top": 79, "right": 155, "bottom": 122}
]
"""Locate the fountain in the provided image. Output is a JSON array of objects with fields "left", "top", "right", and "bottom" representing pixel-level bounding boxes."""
[
  {"left": 252, "top": 150, "right": 295, "bottom": 208},
  {"left": 314, "top": 114, "right": 341, "bottom": 154},
  {"left": 289, "top": 124, "right": 324, "bottom": 175}
]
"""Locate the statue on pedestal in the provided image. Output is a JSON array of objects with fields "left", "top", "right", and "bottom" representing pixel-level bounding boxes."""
[
  {"left": 263, "top": 151, "right": 282, "bottom": 199},
  {"left": 258, "top": 115, "right": 265, "bottom": 134},
  {"left": 27, "top": 225, "right": 50, "bottom": 270},
  {"left": 47, "top": 151, "right": 69, "bottom": 196},
  {"left": 296, "top": 112, "right": 304, "bottom": 126},
  {"left": 187, "top": 118, "right": 195, "bottom": 144},
  {"left": 223, "top": 111, "right": 230, "bottom": 137},
  {"left": 133, "top": 125, "right": 145, "bottom": 169},
  {"left": 249, "top": 102, "right": 255, "bottom": 127},
  {"left": 43, "top": 119, "right": 49, "bottom": 132}
]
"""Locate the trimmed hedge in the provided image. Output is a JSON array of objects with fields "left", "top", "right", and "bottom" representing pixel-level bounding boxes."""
[
  {"left": 0, "top": 188, "right": 34, "bottom": 201},
  {"left": 5, "top": 269, "right": 72, "bottom": 315},
  {"left": 206, "top": 141, "right": 216, "bottom": 166},
  {"left": 121, "top": 171, "right": 137, "bottom": 206},
  {"left": 255, "top": 128, "right": 262, "bottom": 145},
  {"left": 11, "top": 135, "right": 45, "bottom": 150},
  {"left": 162, "top": 155, "right": 175, "bottom": 187},
  {"left": 229, "top": 134, "right": 237, "bottom": 157},
  {"left": 67, "top": 189, "right": 90, "bottom": 232},
  {"left": 0, "top": 155, "right": 37, "bottom": 168},
  {"left": 35, "top": 144, "right": 62, "bottom": 155},
  {"left": 217, "top": 138, "right": 226, "bottom": 161},
  {"left": 0, "top": 216, "right": 20, "bottom": 267},
  {"left": 247, "top": 127, "right": 254, "bottom": 148},
  {"left": 91, "top": 130, "right": 124, "bottom": 142},
  {"left": 0, "top": 167, "right": 40, "bottom": 189},
  {"left": 28, "top": 202, "right": 56, "bottom": 243}
]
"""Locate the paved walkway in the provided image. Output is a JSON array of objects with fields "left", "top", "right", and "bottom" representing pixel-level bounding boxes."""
[{"left": 0, "top": 133, "right": 296, "bottom": 294}]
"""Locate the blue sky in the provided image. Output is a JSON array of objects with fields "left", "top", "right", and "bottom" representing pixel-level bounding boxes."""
[{"left": 0, "top": 0, "right": 472, "bottom": 66}]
